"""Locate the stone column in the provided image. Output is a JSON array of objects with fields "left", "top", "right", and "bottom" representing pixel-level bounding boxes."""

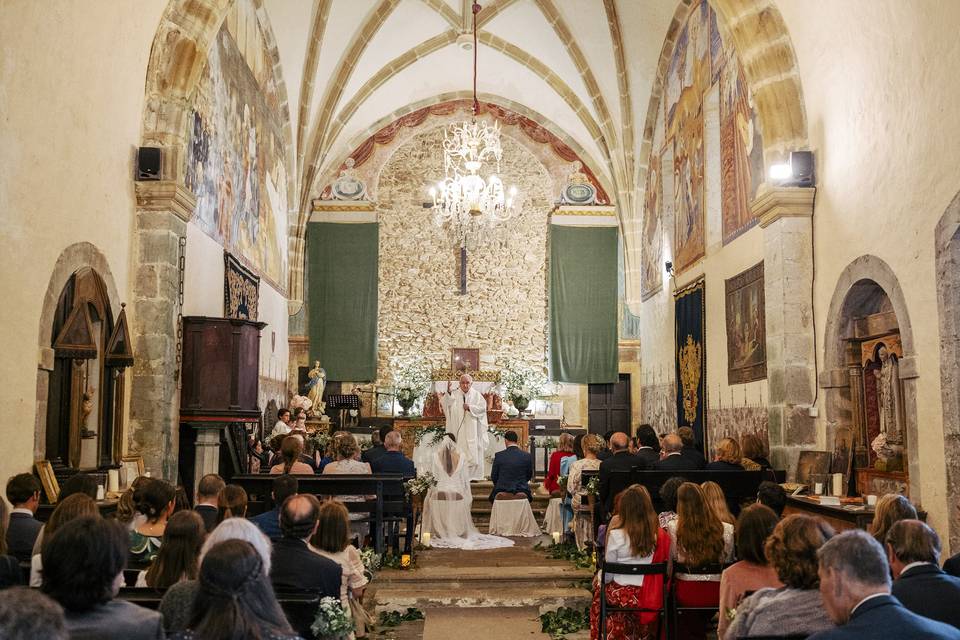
[
  {"left": 848, "top": 365, "right": 868, "bottom": 469},
  {"left": 753, "top": 186, "right": 816, "bottom": 478},
  {"left": 193, "top": 426, "right": 222, "bottom": 494},
  {"left": 130, "top": 180, "right": 195, "bottom": 480}
]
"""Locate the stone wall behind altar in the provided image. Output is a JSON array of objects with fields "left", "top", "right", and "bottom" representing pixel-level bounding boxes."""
[{"left": 375, "top": 125, "right": 555, "bottom": 404}]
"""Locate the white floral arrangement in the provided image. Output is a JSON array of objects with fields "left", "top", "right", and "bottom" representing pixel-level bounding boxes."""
[
  {"left": 533, "top": 435, "right": 559, "bottom": 451},
  {"left": 404, "top": 472, "right": 438, "bottom": 497},
  {"left": 585, "top": 476, "right": 600, "bottom": 496},
  {"left": 360, "top": 547, "right": 382, "bottom": 577},
  {"left": 308, "top": 432, "right": 331, "bottom": 454},
  {"left": 487, "top": 426, "right": 508, "bottom": 440},
  {"left": 500, "top": 360, "right": 548, "bottom": 403},
  {"left": 311, "top": 596, "right": 354, "bottom": 639},
  {"left": 414, "top": 425, "right": 447, "bottom": 447},
  {"left": 871, "top": 432, "right": 892, "bottom": 460},
  {"left": 290, "top": 394, "right": 313, "bottom": 413},
  {"left": 392, "top": 356, "right": 434, "bottom": 409}
]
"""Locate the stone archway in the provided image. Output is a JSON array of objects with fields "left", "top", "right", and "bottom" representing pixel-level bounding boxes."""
[
  {"left": 936, "top": 189, "right": 960, "bottom": 549},
  {"left": 35, "top": 243, "right": 121, "bottom": 459},
  {"left": 820, "top": 256, "right": 920, "bottom": 503}
]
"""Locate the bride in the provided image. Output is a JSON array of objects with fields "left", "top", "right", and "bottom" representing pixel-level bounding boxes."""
[{"left": 420, "top": 433, "right": 514, "bottom": 550}]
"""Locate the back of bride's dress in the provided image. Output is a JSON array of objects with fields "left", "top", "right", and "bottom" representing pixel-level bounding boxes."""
[{"left": 420, "top": 442, "right": 513, "bottom": 550}]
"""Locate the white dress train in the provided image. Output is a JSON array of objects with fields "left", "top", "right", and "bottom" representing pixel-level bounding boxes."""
[{"left": 420, "top": 440, "right": 513, "bottom": 550}]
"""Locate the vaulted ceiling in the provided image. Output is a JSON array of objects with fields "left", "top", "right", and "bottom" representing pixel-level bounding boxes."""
[{"left": 263, "top": 0, "right": 678, "bottom": 209}]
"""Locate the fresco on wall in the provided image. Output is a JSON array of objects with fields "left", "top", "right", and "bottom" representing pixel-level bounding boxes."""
[
  {"left": 640, "top": 155, "right": 663, "bottom": 300},
  {"left": 708, "top": 406, "right": 769, "bottom": 460},
  {"left": 186, "top": 0, "right": 288, "bottom": 291},
  {"left": 641, "top": 0, "right": 764, "bottom": 276},
  {"left": 725, "top": 261, "right": 766, "bottom": 384}
]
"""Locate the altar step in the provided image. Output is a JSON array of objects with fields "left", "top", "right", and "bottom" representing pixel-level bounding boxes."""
[{"left": 468, "top": 480, "right": 553, "bottom": 526}]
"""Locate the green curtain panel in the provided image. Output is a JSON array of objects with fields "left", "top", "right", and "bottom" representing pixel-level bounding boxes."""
[
  {"left": 549, "top": 225, "right": 618, "bottom": 383},
  {"left": 307, "top": 222, "right": 378, "bottom": 381}
]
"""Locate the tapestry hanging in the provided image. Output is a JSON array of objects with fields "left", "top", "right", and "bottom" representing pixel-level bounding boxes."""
[
  {"left": 224, "top": 252, "right": 260, "bottom": 320},
  {"left": 675, "top": 279, "right": 706, "bottom": 453},
  {"left": 725, "top": 261, "right": 766, "bottom": 384}
]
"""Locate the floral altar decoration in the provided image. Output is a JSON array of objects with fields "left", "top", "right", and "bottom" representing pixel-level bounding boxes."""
[
  {"left": 392, "top": 356, "right": 433, "bottom": 416},
  {"left": 500, "top": 360, "right": 548, "bottom": 414}
]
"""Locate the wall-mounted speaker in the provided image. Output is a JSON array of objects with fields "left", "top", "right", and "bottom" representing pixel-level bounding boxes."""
[
  {"left": 789, "top": 150, "right": 815, "bottom": 187},
  {"left": 136, "top": 147, "right": 162, "bottom": 181}
]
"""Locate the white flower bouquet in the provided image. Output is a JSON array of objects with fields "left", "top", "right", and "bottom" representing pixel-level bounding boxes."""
[
  {"left": 500, "top": 361, "right": 548, "bottom": 407},
  {"left": 311, "top": 596, "right": 354, "bottom": 639},
  {"left": 404, "top": 472, "right": 438, "bottom": 497},
  {"left": 392, "top": 356, "right": 434, "bottom": 413}
]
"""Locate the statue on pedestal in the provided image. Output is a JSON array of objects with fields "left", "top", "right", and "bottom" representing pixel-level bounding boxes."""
[
  {"left": 874, "top": 345, "right": 903, "bottom": 444},
  {"left": 305, "top": 361, "right": 326, "bottom": 416}
]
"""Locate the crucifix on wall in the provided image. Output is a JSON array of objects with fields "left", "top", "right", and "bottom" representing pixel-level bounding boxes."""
[{"left": 456, "top": 245, "right": 467, "bottom": 295}]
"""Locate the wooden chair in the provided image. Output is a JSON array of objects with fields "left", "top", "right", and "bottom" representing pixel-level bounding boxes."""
[
  {"left": 595, "top": 542, "right": 670, "bottom": 640},
  {"left": 669, "top": 562, "right": 729, "bottom": 640}
]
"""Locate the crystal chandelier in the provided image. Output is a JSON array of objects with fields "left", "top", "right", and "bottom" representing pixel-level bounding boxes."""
[{"left": 429, "top": 1, "right": 517, "bottom": 248}]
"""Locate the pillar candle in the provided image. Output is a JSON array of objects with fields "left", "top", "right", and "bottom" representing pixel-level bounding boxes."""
[
  {"left": 422, "top": 532, "right": 431, "bottom": 546},
  {"left": 552, "top": 531, "right": 561, "bottom": 544},
  {"left": 832, "top": 473, "right": 843, "bottom": 496},
  {"left": 96, "top": 485, "right": 105, "bottom": 501},
  {"left": 107, "top": 470, "right": 119, "bottom": 493}
]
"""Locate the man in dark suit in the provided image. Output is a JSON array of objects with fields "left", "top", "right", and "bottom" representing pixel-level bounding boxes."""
[
  {"left": 250, "top": 474, "right": 299, "bottom": 541},
  {"left": 370, "top": 431, "right": 416, "bottom": 477},
  {"left": 362, "top": 425, "right": 394, "bottom": 466},
  {"left": 270, "top": 494, "right": 342, "bottom": 598},
  {"left": 887, "top": 519, "right": 960, "bottom": 628},
  {"left": 194, "top": 473, "right": 224, "bottom": 533},
  {"left": 654, "top": 434, "right": 701, "bottom": 472},
  {"left": 5, "top": 473, "right": 43, "bottom": 562},
  {"left": 677, "top": 426, "right": 707, "bottom": 469},
  {"left": 596, "top": 430, "right": 616, "bottom": 461},
  {"left": 945, "top": 552, "right": 960, "bottom": 578},
  {"left": 634, "top": 424, "right": 661, "bottom": 468},
  {"left": 489, "top": 431, "right": 533, "bottom": 501},
  {"left": 809, "top": 530, "right": 960, "bottom": 640},
  {"left": 598, "top": 432, "right": 643, "bottom": 517}
]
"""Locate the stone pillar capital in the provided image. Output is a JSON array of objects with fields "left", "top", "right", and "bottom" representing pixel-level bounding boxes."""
[
  {"left": 752, "top": 186, "right": 816, "bottom": 228},
  {"left": 135, "top": 181, "right": 196, "bottom": 222}
]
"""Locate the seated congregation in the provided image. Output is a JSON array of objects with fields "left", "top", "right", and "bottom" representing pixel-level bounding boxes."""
[{"left": 583, "top": 429, "right": 960, "bottom": 639}]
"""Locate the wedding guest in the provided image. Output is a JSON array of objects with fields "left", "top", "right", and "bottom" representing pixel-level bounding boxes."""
[
  {"left": 59, "top": 473, "right": 99, "bottom": 500},
  {"left": 323, "top": 433, "right": 373, "bottom": 540},
  {"left": 597, "top": 430, "right": 616, "bottom": 461},
  {"left": 0, "top": 498, "right": 23, "bottom": 588},
  {"left": 559, "top": 444, "right": 579, "bottom": 538},
  {"left": 130, "top": 478, "right": 176, "bottom": 564},
  {"left": 362, "top": 425, "right": 394, "bottom": 465},
  {"left": 160, "top": 518, "right": 273, "bottom": 633},
  {"left": 30, "top": 493, "right": 99, "bottom": 587},
  {"left": 666, "top": 482, "right": 734, "bottom": 639},
  {"left": 137, "top": 510, "right": 205, "bottom": 589},
  {"left": 945, "top": 550, "right": 960, "bottom": 578},
  {"left": 678, "top": 426, "right": 707, "bottom": 469},
  {"left": 271, "top": 495, "right": 342, "bottom": 598},
  {"left": 724, "top": 514, "right": 835, "bottom": 639},
  {"left": 115, "top": 476, "right": 150, "bottom": 532},
  {"left": 718, "top": 504, "right": 783, "bottom": 638},
  {"left": 271, "top": 408, "right": 292, "bottom": 438},
  {"left": 170, "top": 539, "right": 301, "bottom": 640},
  {"left": 654, "top": 434, "right": 699, "bottom": 472},
  {"left": 572, "top": 433, "right": 585, "bottom": 459},
  {"left": 589, "top": 485, "right": 671, "bottom": 640},
  {"left": 545, "top": 433, "right": 577, "bottom": 496},
  {"left": 173, "top": 485, "right": 191, "bottom": 513},
  {"left": 272, "top": 435, "right": 316, "bottom": 475},
  {"left": 706, "top": 438, "right": 745, "bottom": 471},
  {"left": 567, "top": 433, "right": 603, "bottom": 550},
  {"left": 598, "top": 433, "right": 642, "bottom": 517},
  {"left": 0, "top": 586, "right": 68, "bottom": 639},
  {"left": 886, "top": 519, "right": 960, "bottom": 628},
  {"left": 657, "top": 476, "right": 686, "bottom": 528},
  {"left": 313, "top": 500, "right": 371, "bottom": 637},
  {"left": 756, "top": 481, "right": 787, "bottom": 518},
  {"left": 370, "top": 430, "right": 416, "bottom": 476},
  {"left": 4, "top": 473, "right": 42, "bottom": 562},
  {"left": 869, "top": 493, "right": 916, "bottom": 546},
  {"left": 810, "top": 530, "right": 960, "bottom": 639},
  {"left": 194, "top": 474, "right": 225, "bottom": 533},
  {"left": 634, "top": 424, "right": 661, "bottom": 467},
  {"left": 42, "top": 517, "right": 164, "bottom": 639},
  {"left": 217, "top": 484, "right": 248, "bottom": 520},
  {"left": 250, "top": 474, "right": 299, "bottom": 541},
  {"left": 701, "top": 481, "right": 735, "bottom": 525},
  {"left": 740, "top": 435, "right": 772, "bottom": 471}
]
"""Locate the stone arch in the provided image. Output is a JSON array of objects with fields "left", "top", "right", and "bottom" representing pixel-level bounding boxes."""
[
  {"left": 34, "top": 242, "right": 122, "bottom": 458},
  {"left": 935, "top": 189, "right": 960, "bottom": 549},
  {"left": 820, "top": 255, "right": 920, "bottom": 502}
]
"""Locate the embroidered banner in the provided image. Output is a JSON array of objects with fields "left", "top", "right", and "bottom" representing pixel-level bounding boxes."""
[
  {"left": 675, "top": 279, "right": 706, "bottom": 453},
  {"left": 223, "top": 252, "right": 260, "bottom": 320}
]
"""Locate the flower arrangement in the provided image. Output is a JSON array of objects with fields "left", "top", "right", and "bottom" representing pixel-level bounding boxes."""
[
  {"left": 413, "top": 424, "right": 447, "bottom": 447},
  {"left": 404, "top": 472, "right": 438, "bottom": 497},
  {"left": 359, "top": 547, "right": 383, "bottom": 577},
  {"left": 290, "top": 394, "right": 313, "bottom": 414},
  {"left": 392, "top": 356, "right": 434, "bottom": 415},
  {"left": 558, "top": 475, "right": 568, "bottom": 493},
  {"left": 584, "top": 476, "right": 600, "bottom": 496},
  {"left": 311, "top": 596, "right": 354, "bottom": 639},
  {"left": 308, "top": 432, "right": 332, "bottom": 455},
  {"left": 487, "top": 425, "right": 508, "bottom": 440},
  {"left": 500, "top": 361, "right": 548, "bottom": 409}
]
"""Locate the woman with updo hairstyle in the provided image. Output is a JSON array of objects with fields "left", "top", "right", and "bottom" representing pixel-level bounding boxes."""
[
  {"left": 170, "top": 539, "right": 298, "bottom": 640},
  {"left": 568, "top": 433, "right": 603, "bottom": 550},
  {"left": 869, "top": 493, "right": 917, "bottom": 546},
  {"left": 270, "top": 434, "right": 314, "bottom": 475},
  {"left": 217, "top": 484, "right": 248, "bottom": 520},
  {"left": 723, "top": 514, "right": 835, "bottom": 639},
  {"left": 130, "top": 478, "right": 177, "bottom": 564},
  {"left": 323, "top": 432, "right": 372, "bottom": 541},
  {"left": 706, "top": 438, "right": 745, "bottom": 471}
]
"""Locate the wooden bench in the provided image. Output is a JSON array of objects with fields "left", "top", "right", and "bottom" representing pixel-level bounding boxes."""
[{"left": 231, "top": 473, "right": 409, "bottom": 553}]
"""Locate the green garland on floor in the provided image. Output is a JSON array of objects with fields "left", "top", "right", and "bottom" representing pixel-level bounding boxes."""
[
  {"left": 539, "top": 606, "right": 590, "bottom": 638},
  {"left": 535, "top": 540, "right": 594, "bottom": 569},
  {"left": 378, "top": 608, "right": 425, "bottom": 628}
]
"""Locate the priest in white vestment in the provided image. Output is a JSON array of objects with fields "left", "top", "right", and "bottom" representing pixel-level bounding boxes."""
[{"left": 440, "top": 374, "right": 489, "bottom": 481}]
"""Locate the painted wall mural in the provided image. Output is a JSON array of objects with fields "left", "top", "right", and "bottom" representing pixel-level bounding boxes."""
[
  {"left": 185, "top": 0, "right": 288, "bottom": 291},
  {"left": 640, "top": 155, "right": 663, "bottom": 300}
]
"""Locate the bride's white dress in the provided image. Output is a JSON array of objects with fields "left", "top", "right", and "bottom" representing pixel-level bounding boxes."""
[{"left": 420, "top": 439, "right": 514, "bottom": 550}]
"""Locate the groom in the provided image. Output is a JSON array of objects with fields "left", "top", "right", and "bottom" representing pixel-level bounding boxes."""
[
  {"left": 440, "top": 374, "right": 489, "bottom": 481},
  {"left": 489, "top": 431, "right": 533, "bottom": 502}
]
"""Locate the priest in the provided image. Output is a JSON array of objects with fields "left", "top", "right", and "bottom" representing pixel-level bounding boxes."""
[{"left": 440, "top": 374, "right": 489, "bottom": 481}]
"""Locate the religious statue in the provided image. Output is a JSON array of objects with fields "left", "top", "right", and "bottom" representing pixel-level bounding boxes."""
[
  {"left": 439, "top": 374, "right": 489, "bottom": 481},
  {"left": 305, "top": 361, "right": 326, "bottom": 416},
  {"left": 873, "top": 345, "right": 904, "bottom": 444},
  {"left": 79, "top": 391, "right": 96, "bottom": 439}
]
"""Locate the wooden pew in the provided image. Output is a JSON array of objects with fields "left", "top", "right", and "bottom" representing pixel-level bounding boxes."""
[{"left": 230, "top": 473, "right": 408, "bottom": 553}]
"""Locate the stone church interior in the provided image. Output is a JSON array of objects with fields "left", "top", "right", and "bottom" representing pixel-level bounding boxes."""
[{"left": 3, "top": 0, "right": 960, "bottom": 638}]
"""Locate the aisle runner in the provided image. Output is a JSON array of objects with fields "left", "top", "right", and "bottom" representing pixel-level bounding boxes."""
[{"left": 422, "top": 606, "right": 549, "bottom": 640}]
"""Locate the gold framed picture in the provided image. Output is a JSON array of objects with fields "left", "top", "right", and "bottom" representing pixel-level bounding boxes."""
[
  {"left": 120, "top": 455, "right": 145, "bottom": 489},
  {"left": 451, "top": 348, "right": 479, "bottom": 373},
  {"left": 34, "top": 460, "right": 59, "bottom": 503}
]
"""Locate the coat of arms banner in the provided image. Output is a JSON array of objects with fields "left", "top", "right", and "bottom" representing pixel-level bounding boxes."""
[{"left": 675, "top": 278, "right": 706, "bottom": 454}]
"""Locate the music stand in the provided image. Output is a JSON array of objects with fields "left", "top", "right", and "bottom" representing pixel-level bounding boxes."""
[{"left": 327, "top": 394, "right": 361, "bottom": 429}]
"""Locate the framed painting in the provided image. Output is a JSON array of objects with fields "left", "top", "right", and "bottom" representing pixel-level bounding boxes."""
[
  {"left": 120, "top": 455, "right": 145, "bottom": 489},
  {"left": 35, "top": 460, "right": 59, "bottom": 503},
  {"left": 725, "top": 262, "right": 767, "bottom": 384},
  {"left": 796, "top": 450, "right": 832, "bottom": 489},
  {"left": 451, "top": 348, "right": 480, "bottom": 373}
]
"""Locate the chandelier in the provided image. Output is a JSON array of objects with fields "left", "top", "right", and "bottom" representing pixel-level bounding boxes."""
[{"left": 429, "top": 1, "right": 517, "bottom": 248}]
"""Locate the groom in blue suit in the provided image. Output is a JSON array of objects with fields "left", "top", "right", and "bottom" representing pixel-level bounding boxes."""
[{"left": 488, "top": 431, "right": 533, "bottom": 502}]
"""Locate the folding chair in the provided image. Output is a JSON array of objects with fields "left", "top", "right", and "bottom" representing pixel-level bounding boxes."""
[
  {"left": 670, "top": 562, "right": 729, "bottom": 640},
  {"left": 595, "top": 542, "right": 670, "bottom": 640}
]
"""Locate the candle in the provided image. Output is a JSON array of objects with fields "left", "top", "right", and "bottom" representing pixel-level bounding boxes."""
[
  {"left": 96, "top": 485, "right": 105, "bottom": 501},
  {"left": 401, "top": 554, "right": 412, "bottom": 568},
  {"left": 422, "top": 532, "right": 431, "bottom": 546},
  {"left": 831, "top": 473, "right": 843, "bottom": 496},
  {"left": 866, "top": 494, "right": 878, "bottom": 506},
  {"left": 814, "top": 482, "right": 823, "bottom": 495},
  {"left": 107, "top": 470, "right": 119, "bottom": 493},
  {"left": 552, "top": 531, "right": 561, "bottom": 545}
]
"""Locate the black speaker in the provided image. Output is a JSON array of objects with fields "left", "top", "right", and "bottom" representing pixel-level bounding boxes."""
[
  {"left": 136, "top": 147, "right": 162, "bottom": 181},
  {"left": 789, "top": 150, "right": 815, "bottom": 187}
]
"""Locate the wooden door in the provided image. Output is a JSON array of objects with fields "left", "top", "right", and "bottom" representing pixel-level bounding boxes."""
[{"left": 588, "top": 374, "right": 631, "bottom": 435}]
